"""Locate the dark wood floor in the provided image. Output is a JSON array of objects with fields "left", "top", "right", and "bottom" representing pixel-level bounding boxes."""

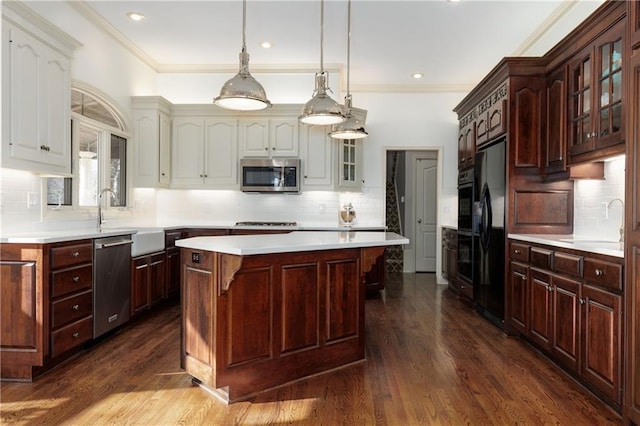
[{"left": 1, "top": 273, "right": 622, "bottom": 425}]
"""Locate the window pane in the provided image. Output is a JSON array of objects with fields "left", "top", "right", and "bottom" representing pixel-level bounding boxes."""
[
  {"left": 78, "top": 125, "right": 99, "bottom": 207},
  {"left": 600, "top": 107, "right": 610, "bottom": 136},
  {"left": 601, "top": 43, "right": 610, "bottom": 77},
  {"left": 47, "top": 177, "right": 72, "bottom": 206},
  {"left": 71, "top": 90, "right": 120, "bottom": 129},
  {"left": 110, "top": 134, "right": 127, "bottom": 207},
  {"left": 612, "top": 103, "right": 622, "bottom": 134}
]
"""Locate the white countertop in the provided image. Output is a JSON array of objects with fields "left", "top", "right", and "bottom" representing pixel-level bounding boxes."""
[
  {"left": 176, "top": 231, "right": 410, "bottom": 256},
  {"left": 508, "top": 234, "right": 624, "bottom": 258},
  {"left": 0, "top": 227, "right": 139, "bottom": 244}
]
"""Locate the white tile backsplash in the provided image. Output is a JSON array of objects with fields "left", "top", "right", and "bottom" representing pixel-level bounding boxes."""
[{"left": 573, "top": 156, "right": 625, "bottom": 241}]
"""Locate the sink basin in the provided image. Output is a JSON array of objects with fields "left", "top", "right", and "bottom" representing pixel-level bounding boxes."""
[{"left": 131, "top": 228, "right": 165, "bottom": 257}]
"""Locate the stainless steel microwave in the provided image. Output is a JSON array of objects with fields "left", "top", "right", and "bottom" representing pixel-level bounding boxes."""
[{"left": 240, "top": 158, "right": 301, "bottom": 193}]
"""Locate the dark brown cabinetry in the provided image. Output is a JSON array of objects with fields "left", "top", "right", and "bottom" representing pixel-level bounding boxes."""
[
  {"left": 631, "top": 0, "right": 640, "bottom": 49},
  {"left": 568, "top": 19, "right": 625, "bottom": 164},
  {"left": 165, "top": 230, "right": 184, "bottom": 300},
  {"left": 507, "top": 239, "right": 623, "bottom": 408},
  {"left": 131, "top": 252, "right": 166, "bottom": 317},
  {"left": 49, "top": 241, "right": 94, "bottom": 358},
  {"left": 544, "top": 66, "right": 568, "bottom": 176},
  {"left": 457, "top": 112, "right": 475, "bottom": 170}
]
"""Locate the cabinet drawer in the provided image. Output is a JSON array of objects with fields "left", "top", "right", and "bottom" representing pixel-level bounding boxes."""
[
  {"left": 51, "top": 290, "right": 93, "bottom": 330},
  {"left": 51, "top": 243, "right": 93, "bottom": 269},
  {"left": 530, "top": 247, "right": 552, "bottom": 270},
  {"left": 583, "top": 258, "right": 622, "bottom": 291},
  {"left": 51, "top": 316, "right": 93, "bottom": 357},
  {"left": 51, "top": 265, "right": 93, "bottom": 298},
  {"left": 553, "top": 252, "right": 583, "bottom": 278},
  {"left": 459, "top": 280, "right": 474, "bottom": 300},
  {"left": 165, "top": 231, "right": 183, "bottom": 247},
  {"left": 510, "top": 242, "right": 530, "bottom": 262}
]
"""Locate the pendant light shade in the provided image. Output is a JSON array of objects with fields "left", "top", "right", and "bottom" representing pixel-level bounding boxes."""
[
  {"left": 330, "top": 0, "right": 367, "bottom": 139},
  {"left": 214, "top": 0, "right": 271, "bottom": 111},
  {"left": 299, "top": 0, "right": 345, "bottom": 125}
]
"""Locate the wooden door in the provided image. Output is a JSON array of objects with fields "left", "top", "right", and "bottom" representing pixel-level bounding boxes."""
[
  {"left": 204, "top": 118, "right": 238, "bottom": 186},
  {"left": 415, "top": 157, "right": 437, "bottom": 272},
  {"left": 568, "top": 45, "right": 594, "bottom": 158},
  {"left": 581, "top": 284, "right": 622, "bottom": 405},
  {"left": 148, "top": 253, "right": 166, "bottom": 306},
  {"left": 171, "top": 118, "right": 205, "bottom": 186}
]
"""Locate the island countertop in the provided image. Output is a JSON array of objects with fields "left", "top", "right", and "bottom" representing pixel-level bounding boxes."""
[{"left": 176, "top": 231, "right": 409, "bottom": 256}]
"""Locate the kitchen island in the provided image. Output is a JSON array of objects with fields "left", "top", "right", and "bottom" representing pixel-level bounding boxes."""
[{"left": 176, "top": 231, "right": 408, "bottom": 403}]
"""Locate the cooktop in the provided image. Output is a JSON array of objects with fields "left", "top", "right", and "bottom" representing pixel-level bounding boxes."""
[{"left": 235, "top": 221, "right": 298, "bottom": 227}]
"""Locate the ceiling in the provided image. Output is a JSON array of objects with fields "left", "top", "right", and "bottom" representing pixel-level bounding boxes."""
[{"left": 67, "top": 0, "right": 605, "bottom": 93}]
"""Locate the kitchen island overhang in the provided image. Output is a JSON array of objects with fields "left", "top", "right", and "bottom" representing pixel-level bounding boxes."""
[{"left": 176, "top": 231, "right": 409, "bottom": 403}]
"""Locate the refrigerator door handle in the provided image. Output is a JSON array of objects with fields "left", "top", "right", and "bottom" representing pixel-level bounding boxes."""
[{"left": 480, "top": 183, "right": 492, "bottom": 252}]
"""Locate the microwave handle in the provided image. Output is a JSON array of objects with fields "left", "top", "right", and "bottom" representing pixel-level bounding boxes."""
[{"left": 279, "top": 167, "right": 285, "bottom": 187}]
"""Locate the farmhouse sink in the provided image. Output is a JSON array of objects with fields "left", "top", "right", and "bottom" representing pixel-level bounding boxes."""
[{"left": 131, "top": 227, "right": 165, "bottom": 257}]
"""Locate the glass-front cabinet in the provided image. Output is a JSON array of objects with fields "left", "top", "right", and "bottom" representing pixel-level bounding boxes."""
[
  {"left": 568, "top": 20, "right": 624, "bottom": 162},
  {"left": 335, "top": 139, "right": 363, "bottom": 191}
]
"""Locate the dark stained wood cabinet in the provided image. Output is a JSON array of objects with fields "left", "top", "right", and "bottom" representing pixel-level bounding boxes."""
[
  {"left": 568, "top": 18, "right": 625, "bottom": 164},
  {"left": 457, "top": 112, "right": 475, "bottom": 170},
  {"left": 165, "top": 230, "right": 184, "bottom": 300},
  {"left": 131, "top": 251, "right": 166, "bottom": 317},
  {"left": 442, "top": 227, "right": 458, "bottom": 293},
  {"left": 511, "top": 76, "right": 544, "bottom": 169},
  {"left": 180, "top": 246, "right": 381, "bottom": 402},
  {"left": 544, "top": 65, "right": 568, "bottom": 176},
  {"left": 624, "top": 1, "right": 640, "bottom": 421},
  {"left": 507, "top": 238, "right": 623, "bottom": 409}
]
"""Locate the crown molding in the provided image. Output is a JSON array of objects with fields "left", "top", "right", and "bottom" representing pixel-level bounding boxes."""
[
  {"left": 510, "top": 0, "right": 579, "bottom": 56},
  {"left": 66, "top": 0, "right": 159, "bottom": 71}
]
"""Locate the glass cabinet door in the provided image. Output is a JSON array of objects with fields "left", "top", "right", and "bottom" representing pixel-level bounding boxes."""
[
  {"left": 569, "top": 50, "right": 592, "bottom": 156},
  {"left": 595, "top": 35, "right": 623, "bottom": 148},
  {"left": 336, "top": 139, "right": 362, "bottom": 191}
]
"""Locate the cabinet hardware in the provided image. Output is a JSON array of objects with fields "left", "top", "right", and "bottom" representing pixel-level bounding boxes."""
[
  {"left": 72, "top": 304, "right": 79, "bottom": 311},
  {"left": 594, "top": 269, "right": 604, "bottom": 276},
  {"left": 72, "top": 276, "right": 80, "bottom": 283},
  {"left": 514, "top": 249, "right": 521, "bottom": 254},
  {"left": 72, "top": 332, "right": 79, "bottom": 338},
  {"left": 264, "top": 147, "right": 268, "bottom": 150},
  {"left": 72, "top": 251, "right": 80, "bottom": 258},
  {"left": 547, "top": 285, "right": 553, "bottom": 292},
  {"left": 579, "top": 298, "right": 585, "bottom": 305},
  {"left": 272, "top": 147, "right": 275, "bottom": 150},
  {"left": 521, "top": 275, "right": 527, "bottom": 281}
]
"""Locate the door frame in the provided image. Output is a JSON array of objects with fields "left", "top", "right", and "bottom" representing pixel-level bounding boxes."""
[{"left": 382, "top": 146, "right": 445, "bottom": 283}]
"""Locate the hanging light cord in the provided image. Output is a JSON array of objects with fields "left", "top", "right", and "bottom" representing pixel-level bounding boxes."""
[
  {"left": 242, "top": 0, "right": 247, "bottom": 53},
  {"left": 320, "top": 0, "right": 325, "bottom": 74},
  {"left": 346, "top": 0, "right": 351, "bottom": 96}
]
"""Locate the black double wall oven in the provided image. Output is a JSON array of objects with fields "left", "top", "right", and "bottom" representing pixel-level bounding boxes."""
[{"left": 457, "top": 168, "right": 475, "bottom": 297}]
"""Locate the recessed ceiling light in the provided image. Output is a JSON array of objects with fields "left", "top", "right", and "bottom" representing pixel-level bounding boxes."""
[
  {"left": 260, "top": 41, "right": 272, "bottom": 49},
  {"left": 411, "top": 73, "right": 424, "bottom": 79},
  {"left": 127, "top": 12, "right": 145, "bottom": 22}
]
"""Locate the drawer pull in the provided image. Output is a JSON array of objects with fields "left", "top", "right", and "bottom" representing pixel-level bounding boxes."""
[
  {"left": 514, "top": 249, "right": 521, "bottom": 254},
  {"left": 72, "top": 276, "right": 80, "bottom": 283},
  {"left": 579, "top": 298, "right": 585, "bottom": 305},
  {"left": 547, "top": 285, "right": 553, "bottom": 292},
  {"left": 594, "top": 269, "right": 604, "bottom": 277},
  {"left": 72, "top": 304, "right": 80, "bottom": 311},
  {"left": 521, "top": 275, "right": 527, "bottom": 281},
  {"left": 72, "top": 332, "right": 79, "bottom": 338},
  {"left": 72, "top": 251, "right": 80, "bottom": 258}
]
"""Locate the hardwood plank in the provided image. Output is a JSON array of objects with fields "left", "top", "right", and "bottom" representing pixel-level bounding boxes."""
[{"left": 0, "top": 273, "right": 621, "bottom": 425}]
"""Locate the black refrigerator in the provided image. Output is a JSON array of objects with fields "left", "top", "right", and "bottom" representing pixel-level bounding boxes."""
[{"left": 473, "top": 139, "right": 506, "bottom": 327}]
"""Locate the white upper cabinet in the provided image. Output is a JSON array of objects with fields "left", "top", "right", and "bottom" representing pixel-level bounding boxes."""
[
  {"left": 2, "top": 3, "right": 80, "bottom": 175},
  {"left": 170, "top": 117, "right": 238, "bottom": 189},
  {"left": 240, "top": 117, "right": 299, "bottom": 158},
  {"left": 131, "top": 96, "right": 172, "bottom": 188},
  {"left": 299, "top": 125, "right": 334, "bottom": 190}
]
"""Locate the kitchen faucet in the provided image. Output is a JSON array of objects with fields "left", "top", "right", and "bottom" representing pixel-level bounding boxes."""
[
  {"left": 97, "top": 188, "right": 117, "bottom": 228},
  {"left": 607, "top": 198, "right": 624, "bottom": 243}
]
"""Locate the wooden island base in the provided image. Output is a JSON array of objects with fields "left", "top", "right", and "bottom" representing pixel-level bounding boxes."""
[{"left": 180, "top": 245, "right": 385, "bottom": 403}]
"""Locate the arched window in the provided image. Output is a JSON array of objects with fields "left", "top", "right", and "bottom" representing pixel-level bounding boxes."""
[{"left": 47, "top": 87, "right": 128, "bottom": 210}]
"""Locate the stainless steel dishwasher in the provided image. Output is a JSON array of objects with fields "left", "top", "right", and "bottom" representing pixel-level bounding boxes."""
[{"left": 94, "top": 235, "right": 133, "bottom": 337}]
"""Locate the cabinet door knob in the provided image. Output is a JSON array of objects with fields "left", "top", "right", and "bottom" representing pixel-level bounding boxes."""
[
  {"left": 514, "top": 249, "right": 521, "bottom": 254},
  {"left": 579, "top": 298, "right": 585, "bottom": 305},
  {"left": 72, "top": 276, "right": 80, "bottom": 283},
  {"left": 547, "top": 285, "right": 553, "bottom": 292},
  {"left": 72, "top": 251, "right": 80, "bottom": 258},
  {"left": 264, "top": 147, "right": 268, "bottom": 150},
  {"left": 594, "top": 269, "right": 604, "bottom": 276},
  {"left": 272, "top": 147, "right": 275, "bottom": 150},
  {"left": 72, "top": 304, "right": 79, "bottom": 311},
  {"left": 72, "top": 332, "right": 79, "bottom": 338},
  {"left": 521, "top": 275, "right": 527, "bottom": 281}
]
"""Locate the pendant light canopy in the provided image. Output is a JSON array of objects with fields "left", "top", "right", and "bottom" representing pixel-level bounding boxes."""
[
  {"left": 330, "top": 0, "right": 367, "bottom": 139},
  {"left": 299, "top": 0, "right": 345, "bottom": 125},
  {"left": 214, "top": 0, "right": 271, "bottom": 111}
]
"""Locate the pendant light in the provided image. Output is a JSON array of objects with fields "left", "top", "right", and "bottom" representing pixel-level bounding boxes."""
[
  {"left": 214, "top": 0, "right": 271, "bottom": 111},
  {"left": 299, "top": 0, "right": 345, "bottom": 125},
  {"left": 329, "top": 0, "right": 368, "bottom": 139}
]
